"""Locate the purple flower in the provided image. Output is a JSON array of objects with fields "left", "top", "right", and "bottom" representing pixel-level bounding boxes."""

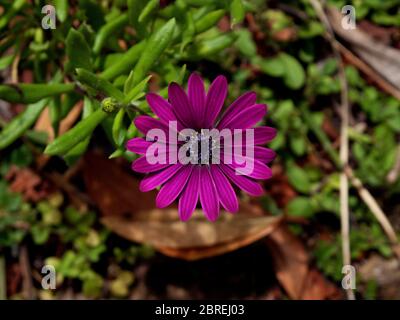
[{"left": 127, "top": 73, "right": 276, "bottom": 221}]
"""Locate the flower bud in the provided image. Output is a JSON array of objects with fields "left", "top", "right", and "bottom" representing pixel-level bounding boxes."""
[{"left": 101, "top": 97, "right": 120, "bottom": 113}]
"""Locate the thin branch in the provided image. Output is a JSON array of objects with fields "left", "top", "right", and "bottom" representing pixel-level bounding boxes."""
[
  {"left": 309, "top": 0, "right": 354, "bottom": 300},
  {"left": 19, "top": 246, "right": 35, "bottom": 300},
  {"left": 345, "top": 166, "right": 399, "bottom": 246}
]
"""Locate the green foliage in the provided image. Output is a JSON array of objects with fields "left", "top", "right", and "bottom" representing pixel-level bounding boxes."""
[
  {"left": 314, "top": 223, "right": 393, "bottom": 281},
  {"left": 1, "top": 0, "right": 400, "bottom": 299}
]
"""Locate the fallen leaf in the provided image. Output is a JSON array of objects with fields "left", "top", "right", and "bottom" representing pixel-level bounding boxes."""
[
  {"left": 5, "top": 165, "right": 51, "bottom": 202},
  {"left": 327, "top": 7, "right": 400, "bottom": 100},
  {"left": 102, "top": 208, "right": 282, "bottom": 260},
  {"left": 266, "top": 225, "right": 342, "bottom": 299},
  {"left": 35, "top": 100, "right": 84, "bottom": 169},
  {"left": 83, "top": 152, "right": 157, "bottom": 216},
  {"left": 84, "top": 153, "right": 282, "bottom": 260},
  {"left": 34, "top": 100, "right": 83, "bottom": 142}
]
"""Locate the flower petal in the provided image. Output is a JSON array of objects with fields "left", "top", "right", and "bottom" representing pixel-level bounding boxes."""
[
  {"left": 126, "top": 138, "right": 152, "bottom": 154},
  {"left": 254, "top": 146, "right": 276, "bottom": 163},
  {"left": 199, "top": 166, "right": 220, "bottom": 221},
  {"left": 139, "top": 163, "right": 183, "bottom": 192},
  {"left": 226, "top": 156, "right": 273, "bottom": 179},
  {"left": 134, "top": 115, "right": 168, "bottom": 135},
  {"left": 217, "top": 91, "right": 257, "bottom": 129},
  {"left": 146, "top": 93, "right": 180, "bottom": 126},
  {"left": 203, "top": 75, "right": 227, "bottom": 128},
  {"left": 210, "top": 165, "right": 238, "bottom": 213},
  {"left": 222, "top": 104, "right": 266, "bottom": 130},
  {"left": 254, "top": 126, "right": 277, "bottom": 145},
  {"left": 156, "top": 165, "right": 194, "bottom": 208},
  {"left": 188, "top": 73, "right": 206, "bottom": 128},
  {"left": 134, "top": 115, "right": 179, "bottom": 143},
  {"left": 219, "top": 164, "right": 264, "bottom": 196},
  {"left": 131, "top": 156, "right": 170, "bottom": 173},
  {"left": 168, "top": 82, "right": 193, "bottom": 127},
  {"left": 179, "top": 166, "right": 201, "bottom": 221}
]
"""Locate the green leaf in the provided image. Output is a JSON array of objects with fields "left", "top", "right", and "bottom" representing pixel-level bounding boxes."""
[
  {"left": 123, "top": 75, "right": 152, "bottom": 104},
  {"left": 44, "top": 109, "right": 108, "bottom": 156},
  {"left": 234, "top": 29, "right": 256, "bottom": 58},
  {"left": 289, "top": 134, "right": 307, "bottom": 156},
  {"left": 93, "top": 13, "right": 128, "bottom": 54},
  {"left": 54, "top": 0, "right": 68, "bottom": 22},
  {"left": 287, "top": 163, "right": 312, "bottom": 193},
  {"left": 230, "top": 0, "right": 245, "bottom": 26},
  {"left": 66, "top": 28, "right": 93, "bottom": 72},
  {"left": 131, "top": 18, "right": 176, "bottom": 86},
  {"left": 0, "top": 54, "right": 14, "bottom": 70},
  {"left": 280, "top": 53, "right": 305, "bottom": 89},
  {"left": 138, "top": 0, "right": 159, "bottom": 23},
  {"left": 0, "top": 99, "right": 49, "bottom": 149},
  {"left": 196, "top": 34, "right": 236, "bottom": 57},
  {"left": 287, "top": 196, "right": 315, "bottom": 218},
  {"left": 63, "top": 97, "right": 96, "bottom": 163},
  {"left": 128, "top": 0, "right": 148, "bottom": 37},
  {"left": 194, "top": 9, "right": 225, "bottom": 34},
  {"left": 101, "top": 41, "right": 146, "bottom": 81},
  {"left": 76, "top": 68, "right": 124, "bottom": 101},
  {"left": 256, "top": 55, "right": 285, "bottom": 77},
  {"left": 0, "top": 83, "right": 74, "bottom": 104}
]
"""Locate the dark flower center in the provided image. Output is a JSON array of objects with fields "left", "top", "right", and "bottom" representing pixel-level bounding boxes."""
[{"left": 184, "top": 131, "right": 218, "bottom": 164}]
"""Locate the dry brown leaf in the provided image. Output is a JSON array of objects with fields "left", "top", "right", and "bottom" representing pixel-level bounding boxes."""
[
  {"left": 266, "top": 225, "right": 342, "bottom": 300},
  {"left": 327, "top": 7, "right": 400, "bottom": 100},
  {"left": 102, "top": 209, "right": 282, "bottom": 260},
  {"left": 5, "top": 165, "right": 50, "bottom": 202},
  {"left": 83, "top": 152, "right": 157, "bottom": 216},
  {"left": 84, "top": 153, "right": 282, "bottom": 260},
  {"left": 34, "top": 100, "right": 83, "bottom": 142}
]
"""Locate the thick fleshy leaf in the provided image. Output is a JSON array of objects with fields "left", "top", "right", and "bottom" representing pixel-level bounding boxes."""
[
  {"left": 156, "top": 165, "right": 194, "bottom": 208},
  {"left": 203, "top": 75, "right": 227, "bottom": 128},
  {"left": 217, "top": 91, "right": 257, "bottom": 129},
  {"left": 132, "top": 156, "right": 170, "bottom": 173},
  {"left": 222, "top": 104, "right": 266, "bottom": 129},
  {"left": 199, "top": 166, "right": 220, "bottom": 221},
  {"left": 179, "top": 166, "right": 201, "bottom": 221},
  {"left": 126, "top": 137, "right": 152, "bottom": 154},
  {"left": 139, "top": 163, "right": 183, "bottom": 192},
  {"left": 146, "top": 93, "right": 179, "bottom": 126},
  {"left": 187, "top": 73, "right": 206, "bottom": 128},
  {"left": 168, "top": 82, "right": 193, "bottom": 127},
  {"left": 220, "top": 164, "right": 264, "bottom": 196},
  {"left": 210, "top": 165, "right": 238, "bottom": 213}
]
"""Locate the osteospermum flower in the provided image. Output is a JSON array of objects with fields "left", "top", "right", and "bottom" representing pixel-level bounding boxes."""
[{"left": 126, "top": 73, "right": 276, "bottom": 221}]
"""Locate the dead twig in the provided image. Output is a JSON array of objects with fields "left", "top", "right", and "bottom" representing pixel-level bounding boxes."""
[
  {"left": 344, "top": 166, "right": 399, "bottom": 248},
  {"left": 19, "top": 246, "right": 35, "bottom": 300},
  {"left": 309, "top": 0, "right": 354, "bottom": 300}
]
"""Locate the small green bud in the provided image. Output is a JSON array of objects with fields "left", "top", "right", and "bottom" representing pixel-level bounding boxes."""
[{"left": 101, "top": 97, "right": 120, "bottom": 113}]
